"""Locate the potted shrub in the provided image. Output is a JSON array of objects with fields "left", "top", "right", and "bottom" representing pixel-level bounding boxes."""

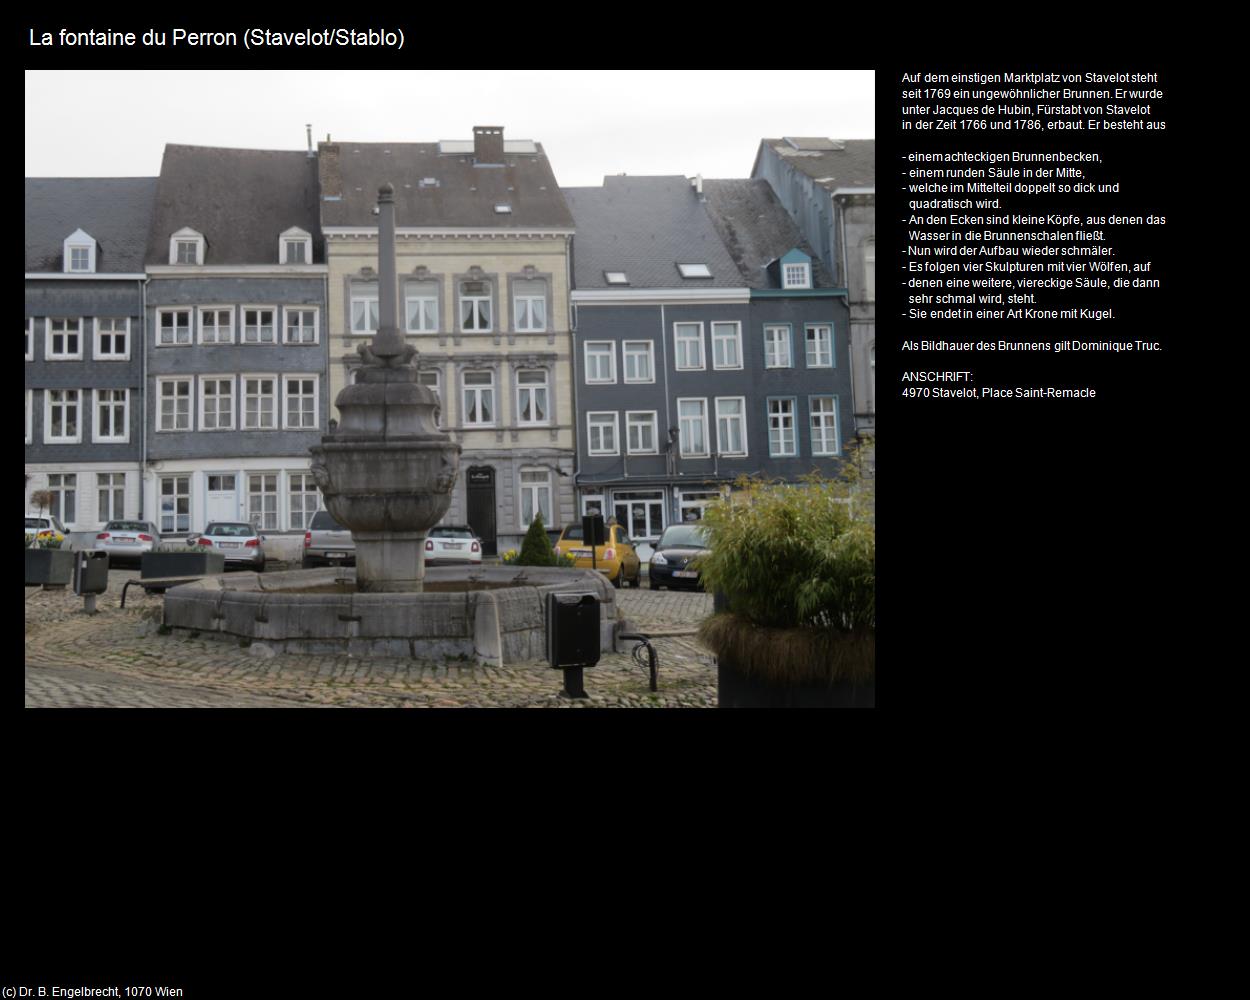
[
  {"left": 25, "top": 535, "right": 75, "bottom": 587},
  {"left": 140, "top": 540, "right": 225, "bottom": 579},
  {"left": 696, "top": 463, "right": 875, "bottom": 708},
  {"left": 508, "top": 515, "right": 575, "bottom": 567}
]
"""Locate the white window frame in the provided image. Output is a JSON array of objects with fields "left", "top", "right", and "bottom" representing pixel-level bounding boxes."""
[
  {"left": 64, "top": 229, "right": 97, "bottom": 274},
  {"left": 97, "top": 472, "right": 126, "bottom": 523},
  {"left": 280, "top": 227, "right": 312, "bottom": 265},
  {"left": 288, "top": 472, "right": 321, "bottom": 531},
  {"left": 93, "top": 388, "right": 129, "bottom": 443},
  {"left": 283, "top": 374, "right": 320, "bottom": 430},
  {"left": 198, "top": 375, "right": 236, "bottom": 432},
  {"left": 768, "top": 398, "right": 798, "bottom": 457},
  {"left": 626, "top": 411, "right": 658, "bottom": 455},
  {"left": 864, "top": 243, "right": 876, "bottom": 301},
  {"left": 764, "top": 325, "right": 793, "bottom": 369},
  {"left": 169, "top": 228, "right": 205, "bottom": 266},
  {"left": 283, "top": 306, "right": 320, "bottom": 345},
  {"left": 458, "top": 279, "right": 493, "bottom": 333},
  {"left": 26, "top": 318, "right": 34, "bottom": 361},
  {"left": 247, "top": 473, "right": 280, "bottom": 531},
  {"left": 677, "top": 397, "right": 709, "bottom": 458},
  {"left": 25, "top": 389, "right": 33, "bottom": 443},
  {"left": 242, "top": 374, "right": 279, "bottom": 430},
  {"left": 805, "top": 325, "right": 833, "bottom": 368},
  {"left": 47, "top": 473, "right": 77, "bottom": 526},
  {"left": 94, "top": 317, "right": 131, "bottom": 361},
  {"left": 417, "top": 369, "right": 443, "bottom": 427},
  {"left": 674, "top": 323, "right": 705, "bottom": 371},
  {"left": 44, "top": 388, "right": 82, "bottom": 444},
  {"left": 513, "top": 283, "right": 548, "bottom": 333},
  {"left": 159, "top": 475, "right": 191, "bottom": 534},
  {"left": 404, "top": 284, "right": 439, "bottom": 334},
  {"left": 810, "top": 396, "right": 841, "bottom": 456},
  {"left": 519, "top": 467, "right": 553, "bottom": 528},
  {"left": 622, "top": 341, "right": 655, "bottom": 384},
  {"left": 242, "top": 306, "right": 277, "bottom": 345},
  {"left": 584, "top": 341, "right": 617, "bottom": 384},
  {"left": 586, "top": 412, "right": 620, "bottom": 456},
  {"left": 715, "top": 397, "right": 748, "bottom": 457},
  {"left": 156, "top": 377, "right": 193, "bottom": 432},
  {"left": 46, "top": 318, "right": 83, "bottom": 360},
  {"left": 351, "top": 284, "right": 379, "bottom": 335},
  {"left": 155, "top": 308, "right": 192, "bottom": 347},
  {"left": 195, "top": 306, "right": 235, "bottom": 345},
  {"left": 461, "top": 369, "right": 496, "bottom": 427},
  {"left": 711, "top": 322, "right": 743, "bottom": 371},
  {"left": 783, "top": 262, "right": 812, "bottom": 289},
  {"left": 516, "top": 369, "right": 550, "bottom": 427}
]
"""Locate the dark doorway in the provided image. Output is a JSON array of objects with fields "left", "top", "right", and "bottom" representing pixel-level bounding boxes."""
[{"left": 466, "top": 466, "right": 497, "bottom": 555}]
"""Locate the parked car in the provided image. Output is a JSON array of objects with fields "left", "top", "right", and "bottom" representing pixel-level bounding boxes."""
[
  {"left": 25, "top": 513, "right": 67, "bottom": 546},
  {"left": 94, "top": 520, "right": 161, "bottom": 564},
  {"left": 425, "top": 525, "right": 482, "bottom": 566},
  {"left": 555, "top": 521, "right": 642, "bottom": 588},
  {"left": 189, "top": 521, "right": 266, "bottom": 570},
  {"left": 648, "top": 523, "right": 710, "bottom": 590},
  {"left": 303, "top": 509, "right": 356, "bottom": 568}
]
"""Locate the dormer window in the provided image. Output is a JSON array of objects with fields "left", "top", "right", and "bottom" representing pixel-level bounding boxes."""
[
  {"left": 677, "top": 263, "right": 712, "bottom": 279},
  {"left": 169, "top": 227, "right": 205, "bottom": 266},
  {"left": 63, "top": 229, "right": 96, "bottom": 273},
  {"left": 783, "top": 263, "right": 812, "bottom": 289},
  {"left": 280, "top": 227, "right": 313, "bottom": 265}
]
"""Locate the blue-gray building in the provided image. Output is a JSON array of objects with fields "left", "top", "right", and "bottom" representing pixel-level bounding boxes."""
[
  {"left": 752, "top": 138, "right": 874, "bottom": 437},
  {"left": 142, "top": 144, "right": 329, "bottom": 536},
  {"left": 564, "top": 175, "right": 851, "bottom": 546},
  {"left": 25, "top": 177, "right": 156, "bottom": 530}
]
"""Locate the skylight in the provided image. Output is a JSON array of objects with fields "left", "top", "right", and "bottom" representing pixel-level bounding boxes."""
[
  {"left": 604, "top": 272, "right": 629, "bottom": 285},
  {"left": 677, "top": 263, "right": 712, "bottom": 279},
  {"left": 494, "top": 204, "right": 513, "bottom": 214}
]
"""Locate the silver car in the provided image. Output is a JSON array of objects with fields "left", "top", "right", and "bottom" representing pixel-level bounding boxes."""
[
  {"left": 303, "top": 509, "right": 356, "bottom": 568},
  {"left": 191, "top": 521, "right": 267, "bottom": 570},
  {"left": 94, "top": 520, "right": 161, "bottom": 564},
  {"left": 425, "top": 525, "right": 482, "bottom": 566}
]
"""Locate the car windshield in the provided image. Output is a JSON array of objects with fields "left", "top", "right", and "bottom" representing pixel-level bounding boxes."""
[
  {"left": 659, "top": 525, "right": 708, "bottom": 548},
  {"left": 205, "top": 523, "right": 255, "bottom": 538},
  {"left": 25, "top": 518, "right": 48, "bottom": 529},
  {"left": 310, "top": 511, "right": 346, "bottom": 530},
  {"left": 105, "top": 521, "right": 152, "bottom": 532},
  {"left": 562, "top": 526, "right": 584, "bottom": 541},
  {"left": 430, "top": 527, "right": 473, "bottom": 539}
]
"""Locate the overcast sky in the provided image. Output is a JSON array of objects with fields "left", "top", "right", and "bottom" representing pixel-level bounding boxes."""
[{"left": 25, "top": 70, "right": 874, "bottom": 188}]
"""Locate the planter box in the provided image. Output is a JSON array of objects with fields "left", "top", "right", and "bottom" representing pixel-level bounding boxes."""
[
  {"left": 140, "top": 550, "right": 225, "bottom": 579},
  {"left": 25, "top": 548, "right": 76, "bottom": 587},
  {"left": 716, "top": 654, "right": 874, "bottom": 708}
]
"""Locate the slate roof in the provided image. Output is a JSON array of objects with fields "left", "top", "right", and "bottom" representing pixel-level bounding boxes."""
[
  {"left": 753, "top": 138, "right": 875, "bottom": 191},
  {"left": 318, "top": 140, "right": 573, "bottom": 230},
  {"left": 562, "top": 176, "right": 744, "bottom": 290},
  {"left": 702, "top": 179, "right": 836, "bottom": 289},
  {"left": 25, "top": 177, "right": 157, "bottom": 273},
  {"left": 146, "top": 145, "right": 322, "bottom": 266}
]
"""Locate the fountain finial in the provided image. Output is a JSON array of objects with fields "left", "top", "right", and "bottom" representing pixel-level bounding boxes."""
[{"left": 360, "top": 181, "right": 416, "bottom": 369}]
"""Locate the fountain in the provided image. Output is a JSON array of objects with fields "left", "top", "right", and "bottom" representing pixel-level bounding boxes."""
[{"left": 159, "top": 185, "right": 620, "bottom": 665}]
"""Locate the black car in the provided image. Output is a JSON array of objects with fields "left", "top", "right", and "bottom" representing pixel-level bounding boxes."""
[{"left": 648, "top": 523, "right": 710, "bottom": 590}]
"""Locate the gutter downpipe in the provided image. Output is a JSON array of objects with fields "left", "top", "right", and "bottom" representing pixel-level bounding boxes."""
[
  {"left": 569, "top": 237, "right": 581, "bottom": 500},
  {"left": 836, "top": 194, "right": 859, "bottom": 441},
  {"left": 139, "top": 275, "right": 148, "bottom": 519}
]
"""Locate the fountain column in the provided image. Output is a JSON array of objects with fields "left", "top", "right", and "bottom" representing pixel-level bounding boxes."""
[{"left": 309, "top": 184, "right": 462, "bottom": 592}]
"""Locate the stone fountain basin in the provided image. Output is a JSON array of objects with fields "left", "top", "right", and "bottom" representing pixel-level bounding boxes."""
[{"left": 160, "top": 565, "right": 620, "bottom": 666}]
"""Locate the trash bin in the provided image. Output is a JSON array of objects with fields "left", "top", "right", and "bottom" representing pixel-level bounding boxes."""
[
  {"left": 73, "top": 550, "right": 109, "bottom": 596},
  {"left": 546, "top": 591, "right": 601, "bottom": 669}
]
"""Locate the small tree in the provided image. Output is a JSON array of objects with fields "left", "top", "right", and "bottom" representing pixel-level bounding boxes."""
[
  {"left": 30, "top": 489, "right": 53, "bottom": 516},
  {"left": 516, "top": 513, "right": 556, "bottom": 567}
]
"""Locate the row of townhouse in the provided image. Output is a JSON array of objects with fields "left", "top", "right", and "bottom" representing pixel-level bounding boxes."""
[{"left": 25, "top": 126, "right": 873, "bottom": 554}]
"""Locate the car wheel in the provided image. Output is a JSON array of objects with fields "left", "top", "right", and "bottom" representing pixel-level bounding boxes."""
[
  {"left": 611, "top": 570, "right": 622, "bottom": 589},
  {"left": 649, "top": 579, "right": 660, "bottom": 590}
]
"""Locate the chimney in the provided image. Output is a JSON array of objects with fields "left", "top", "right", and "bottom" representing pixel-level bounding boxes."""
[
  {"left": 319, "top": 142, "right": 341, "bottom": 198},
  {"left": 473, "top": 126, "right": 505, "bottom": 165},
  {"left": 306, "top": 124, "right": 314, "bottom": 157}
]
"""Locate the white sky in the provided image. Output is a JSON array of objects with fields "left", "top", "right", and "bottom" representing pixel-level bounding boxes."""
[{"left": 25, "top": 70, "right": 874, "bottom": 188}]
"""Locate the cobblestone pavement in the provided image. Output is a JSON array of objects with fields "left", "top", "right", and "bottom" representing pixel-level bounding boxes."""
[{"left": 24, "top": 568, "right": 716, "bottom": 708}]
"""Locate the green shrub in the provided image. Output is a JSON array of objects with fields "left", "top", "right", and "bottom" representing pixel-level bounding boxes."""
[
  {"left": 697, "top": 473, "right": 875, "bottom": 633},
  {"left": 516, "top": 514, "right": 557, "bottom": 567}
]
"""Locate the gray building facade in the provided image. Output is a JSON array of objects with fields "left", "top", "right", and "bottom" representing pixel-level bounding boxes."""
[
  {"left": 566, "top": 176, "right": 851, "bottom": 547},
  {"left": 752, "top": 139, "right": 875, "bottom": 438},
  {"left": 25, "top": 178, "right": 156, "bottom": 530},
  {"left": 141, "top": 144, "right": 329, "bottom": 536}
]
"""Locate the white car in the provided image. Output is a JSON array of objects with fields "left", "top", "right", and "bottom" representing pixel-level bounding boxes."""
[
  {"left": 425, "top": 525, "right": 482, "bottom": 566},
  {"left": 25, "top": 513, "right": 67, "bottom": 546},
  {"left": 94, "top": 520, "right": 162, "bottom": 564}
]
